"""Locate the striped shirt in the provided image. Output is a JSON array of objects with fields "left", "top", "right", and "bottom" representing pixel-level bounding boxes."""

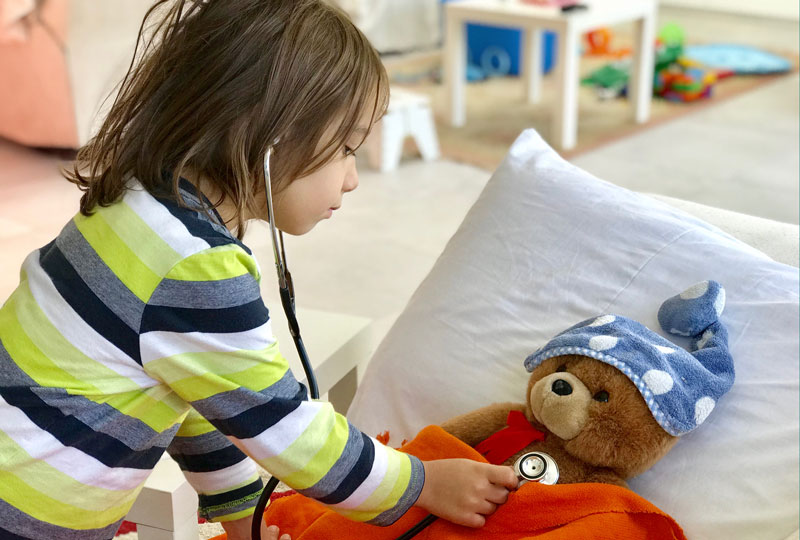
[{"left": 0, "top": 179, "right": 424, "bottom": 539}]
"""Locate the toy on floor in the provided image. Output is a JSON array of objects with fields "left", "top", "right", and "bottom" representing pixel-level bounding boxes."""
[
  {"left": 582, "top": 22, "right": 733, "bottom": 102},
  {"left": 441, "top": 280, "right": 734, "bottom": 489},
  {"left": 584, "top": 27, "right": 631, "bottom": 59},
  {"left": 655, "top": 60, "right": 728, "bottom": 102}
]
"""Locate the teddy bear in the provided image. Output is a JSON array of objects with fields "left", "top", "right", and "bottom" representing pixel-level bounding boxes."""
[{"left": 441, "top": 280, "right": 735, "bottom": 489}]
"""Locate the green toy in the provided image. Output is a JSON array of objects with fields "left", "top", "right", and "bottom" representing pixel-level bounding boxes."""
[
  {"left": 658, "top": 22, "right": 685, "bottom": 48},
  {"left": 582, "top": 22, "right": 693, "bottom": 100}
]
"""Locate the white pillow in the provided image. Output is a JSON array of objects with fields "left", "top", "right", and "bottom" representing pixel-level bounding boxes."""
[{"left": 348, "top": 130, "right": 799, "bottom": 540}]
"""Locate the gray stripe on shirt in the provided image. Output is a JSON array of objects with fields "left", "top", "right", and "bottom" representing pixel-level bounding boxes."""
[
  {"left": 32, "top": 386, "right": 179, "bottom": 452},
  {"left": 56, "top": 220, "right": 145, "bottom": 331},
  {"left": 148, "top": 273, "right": 261, "bottom": 309},
  {"left": 167, "top": 425, "right": 237, "bottom": 455},
  {"left": 0, "top": 497, "right": 122, "bottom": 540},
  {"left": 297, "top": 422, "right": 364, "bottom": 500},
  {"left": 191, "top": 369, "right": 300, "bottom": 421}
]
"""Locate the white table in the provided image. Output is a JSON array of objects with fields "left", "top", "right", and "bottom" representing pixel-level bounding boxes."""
[
  {"left": 444, "top": 0, "right": 657, "bottom": 150},
  {"left": 271, "top": 307, "right": 373, "bottom": 414}
]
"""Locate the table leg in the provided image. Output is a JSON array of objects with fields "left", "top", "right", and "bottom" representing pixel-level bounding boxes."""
[
  {"left": 445, "top": 13, "right": 466, "bottom": 127},
  {"left": 630, "top": 12, "right": 656, "bottom": 123},
  {"left": 553, "top": 27, "right": 579, "bottom": 150},
  {"left": 522, "top": 27, "right": 543, "bottom": 104}
]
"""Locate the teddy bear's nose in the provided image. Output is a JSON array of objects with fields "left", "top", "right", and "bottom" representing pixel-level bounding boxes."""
[{"left": 551, "top": 379, "right": 573, "bottom": 396}]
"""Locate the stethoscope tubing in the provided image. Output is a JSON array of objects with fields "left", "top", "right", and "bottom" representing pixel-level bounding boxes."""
[{"left": 251, "top": 146, "right": 320, "bottom": 540}]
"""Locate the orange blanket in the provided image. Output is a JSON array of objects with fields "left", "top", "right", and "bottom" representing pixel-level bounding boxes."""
[{"left": 212, "top": 425, "right": 686, "bottom": 540}]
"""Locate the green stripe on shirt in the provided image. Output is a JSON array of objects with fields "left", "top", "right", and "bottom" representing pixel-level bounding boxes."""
[
  {"left": 96, "top": 201, "right": 183, "bottom": 277},
  {"left": 73, "top": 214, "right": 162, "bottom": 303},
  {"left": 281, "top": 409, "right": 351, "bottom": 490},
  {"left": 0, "top": 430, "right": 140, "bottom": 512},
  {"left": 164, "top": 244, "right": 259, "bottom": 283}
]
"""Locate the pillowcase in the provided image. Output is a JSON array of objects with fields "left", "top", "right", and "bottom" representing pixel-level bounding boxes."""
[{"left": 348, "top": 129, "right": 799, "bottom": 540}]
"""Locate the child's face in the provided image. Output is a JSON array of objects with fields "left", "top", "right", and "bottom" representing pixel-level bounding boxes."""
[{"left": 272, "top": 115, "right": 370, "bottom": 235}]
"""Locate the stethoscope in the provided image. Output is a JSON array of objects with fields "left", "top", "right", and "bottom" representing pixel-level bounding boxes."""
[
  {"left": 250, "top": 146, "right": 559, "bottom": 540},
  {"left": 250, "top": 145, "right": 320, "bottom": 540}
]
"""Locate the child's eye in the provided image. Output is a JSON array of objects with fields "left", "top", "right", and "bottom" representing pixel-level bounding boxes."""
[{"left": 343, "top": 146, "right": 357, "bottom": 157}]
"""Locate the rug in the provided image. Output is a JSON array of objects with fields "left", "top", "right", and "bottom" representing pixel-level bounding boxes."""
[{"left": 388, "top": 48, "right": 797, "bottom": 171}]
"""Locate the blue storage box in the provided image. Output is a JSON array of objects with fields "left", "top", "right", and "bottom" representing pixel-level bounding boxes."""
[{"left": 441, "top": 0, "right": 557, "bottom": 76}]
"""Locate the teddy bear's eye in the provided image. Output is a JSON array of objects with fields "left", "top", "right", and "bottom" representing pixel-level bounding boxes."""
[
  {"left": 556, "top": 364, "right": 568, "bottom": 373},
  {"left": 593, "top": 390, "right": 609, "bottom": 402}
]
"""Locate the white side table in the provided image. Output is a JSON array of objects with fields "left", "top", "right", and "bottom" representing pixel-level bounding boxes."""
[
  {"left": 271, "top": 307, "right": 373, "bottom": 414},
  {"left": 444, "top": 0, "right": 657, "bottom": 150}
]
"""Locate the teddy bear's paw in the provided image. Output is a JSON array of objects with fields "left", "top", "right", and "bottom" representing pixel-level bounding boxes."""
[{"left": 657, "top": 280, "right": 725, "bottom": 339}]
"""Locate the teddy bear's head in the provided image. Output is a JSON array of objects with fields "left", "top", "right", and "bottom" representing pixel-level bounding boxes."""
[
  {"left": 526, "top": 355, "right": 678, "bottom": 479},
  {"left": 522, "top": 280, "right": 736, "bottom": 482}
]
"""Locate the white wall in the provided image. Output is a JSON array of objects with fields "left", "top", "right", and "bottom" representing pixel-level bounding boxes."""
[{"left": 662, "top": 0, "right": 799, "bottom": 20}]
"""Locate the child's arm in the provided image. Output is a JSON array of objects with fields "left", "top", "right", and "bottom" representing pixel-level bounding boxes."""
[
  {"left": 140, "top": 246, "right": 425, "bottom": 526},
  {"left": 166, "top": 408, "right": 264, "bottom": 524}
]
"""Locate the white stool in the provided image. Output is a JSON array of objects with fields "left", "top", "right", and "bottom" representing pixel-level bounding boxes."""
[{"left": 365, "top": 88, "right": 440, "bottom": 172}]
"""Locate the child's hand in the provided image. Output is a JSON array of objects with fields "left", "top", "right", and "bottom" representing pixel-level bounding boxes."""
[
  {"left": 220, "top": 518, "right": 291, "bottom": 540},
  {"left": 415, "top": 459, "right": 518, "bottom": 528}
]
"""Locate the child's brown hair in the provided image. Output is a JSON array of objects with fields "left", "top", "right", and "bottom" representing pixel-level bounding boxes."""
[{"left": 65, "top": 0, "right": 389, "bottom": 237}]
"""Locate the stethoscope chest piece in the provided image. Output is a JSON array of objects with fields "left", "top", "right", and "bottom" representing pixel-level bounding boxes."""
[{"left": 513, "top": 451, "right": 559, "bottom": 486}]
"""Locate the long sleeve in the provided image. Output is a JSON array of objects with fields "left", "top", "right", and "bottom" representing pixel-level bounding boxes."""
[
  {"left": 138, "top": 244, "right": 425, "bottom": 526},
  {"left": 167, "top": 408, "right": 263, "bottom": 522}
]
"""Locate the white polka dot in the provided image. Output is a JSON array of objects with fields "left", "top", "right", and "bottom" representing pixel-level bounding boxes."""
[
  {"left": 696, "top": 329, "right": 714, "bottom": 349},
  {"left": 713, "top": 288, "right": 726, "bottom": 316},
  {"left": 654, "top": 345, "right": 676, "bottom": 354},
  {"left": 643, "top": 370, "right": 674, "bottom": 395},
  {"left": 589, "top": 335, "right": 618, "bottom": 351},
  {"left": 695, "top": 397, "right": 715, "bottom": 425},
  {"left": 680, "top": 281, "right": 709, "bottom": 300},
  {"left": 589, "top": 315, "right": 616, "bottom": 327}
]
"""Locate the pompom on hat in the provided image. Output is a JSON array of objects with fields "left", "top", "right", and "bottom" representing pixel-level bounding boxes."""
[{"left": 524, "top": 281, "right": 734, "bottom": 437}]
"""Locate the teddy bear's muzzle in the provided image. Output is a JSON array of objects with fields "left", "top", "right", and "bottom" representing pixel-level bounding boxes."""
[{"left": 530, "top": 372, "right": 592, "bottom": 440}]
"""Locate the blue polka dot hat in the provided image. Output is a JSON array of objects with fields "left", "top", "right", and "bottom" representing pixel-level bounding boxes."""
[{"left": 524, "top": 281, "right": 734, "bottom": 437}]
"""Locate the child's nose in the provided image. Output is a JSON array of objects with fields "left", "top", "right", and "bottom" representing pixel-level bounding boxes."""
[{"left": 343, "top": 162, "right": 359, "bottom": 193}]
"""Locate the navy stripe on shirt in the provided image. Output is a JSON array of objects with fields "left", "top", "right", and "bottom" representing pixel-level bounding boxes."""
[
  {"left": 197, "top": 478, "right": 264, "bottom": 509},
  {"left": 170, "top": 443, "right": 249, "bottom": 473},
  {"left": 314, "top": 432, "right": 377, "bottom": 505},
  {"left": 0, "top": 385, "right": 168, "bottom": 470},
  {"left": 201, "top": 385, "right": 307, "bottom": 439},
  {"left": 139, "top": 299, "right": 270, "bottom": 334},
  {"left": 38, "top": 241, "right": 141, "bottom": 364}
]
